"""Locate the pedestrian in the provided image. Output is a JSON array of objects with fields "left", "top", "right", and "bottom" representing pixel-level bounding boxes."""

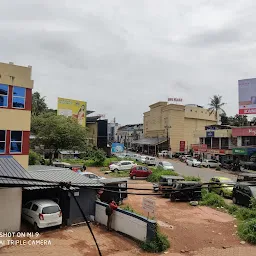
[{"left": 105, "top": 199, "right": 118, "bottom": 231}]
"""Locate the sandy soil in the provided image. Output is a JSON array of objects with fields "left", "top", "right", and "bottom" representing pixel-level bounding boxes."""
[{"left": 1, "top": 167, "right": 256, "bottom": 256}]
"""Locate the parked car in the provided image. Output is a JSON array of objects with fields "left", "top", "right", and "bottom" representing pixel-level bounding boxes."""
[
  {"left": 138, "top": 155, "right": 148, "bottom": 163},
  {"left": 180, "top": 155, "right": 192, "bottom": 162},
  {"left": 131, "top": 154, "right": 140, "bottom": 161},
  {"left": 173, "top": 152, "right": 184, "bottom": 158},
  {"left": 80, "top": 171, "right": 106, "bottom": 181},
  {"left": 170, "top": 181, "right": 202, "bottom": 202},
  {"left": 22, "top": 199, "right": 62, "bottom": 231},
  {"left": 201, "top": 159, "right": 221, "bottom": 168},
  {"left": 157, "top": 161, "right": 174, "bottom": 170},
  {"left": 130, "top": 166, "right": 152, "bottom": 179},
  {"left": 237, "top": 173, "right": 256, "bottom": 182},
  {"left": 153, "top": 175, "right": 185, "bottom": 196},
  {"left": 232, "top": 182, "right": 256, "bottom": 207},
  {"left": 158, "top": 150, "right": 168, "bottom": 157},
  {"left": 186, "top": 158, "right": 201, "bottom": 167},
  {"left": 208, "top": 177, "right": 235, "bottom": 198},
  {"left": 145, "top": 156, "right": 156, "bottom": 166},
  {"left": 109, "top": 161, "right": 136, "bottom": 172},
  {"left": 222, "top": 160, "right": 233, "bottom": 170}
]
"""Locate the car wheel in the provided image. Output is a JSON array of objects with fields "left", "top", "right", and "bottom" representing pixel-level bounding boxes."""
[
  {"left": 132, "top": 175, "right": 136, "bottom": 180},
  {"left": 207, "top": 165, "right": 210, "bottom": 168},
  {"left": 232, "top": 196, "right": 237, "bottom": 204},
  {"left": 33, "top": 222, "right": 39, "bottom": 232}
]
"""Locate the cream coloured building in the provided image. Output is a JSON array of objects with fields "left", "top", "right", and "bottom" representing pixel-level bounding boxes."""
[{"left": 143, "top": 102, "right": 217, "bottom": 153}]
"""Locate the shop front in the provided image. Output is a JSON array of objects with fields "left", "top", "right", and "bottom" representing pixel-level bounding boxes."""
[{"left": 232, "top": 147, "right": 256, "bottom": 161}]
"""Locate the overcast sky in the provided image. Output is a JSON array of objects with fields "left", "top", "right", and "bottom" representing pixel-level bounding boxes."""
[{"left": 1, "top": 0, "right": 256, "bottom": 124}]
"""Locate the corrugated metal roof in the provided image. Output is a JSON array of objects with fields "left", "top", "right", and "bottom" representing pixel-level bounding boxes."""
[
  {"left": 101, "top": 178, "right": 128, "bottom": 184},
  {"left": 26, "top": 165, "right": 102, "bottom": 190}
]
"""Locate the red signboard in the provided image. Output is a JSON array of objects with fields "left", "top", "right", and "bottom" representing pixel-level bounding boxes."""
[
  {"left": 179, "top": 141, "right": 185, "bottom": 152},
  {"left": 207, "top": 149, "right": 225, "bottom": 155},
  {"left": 239, "top": 109, "right": 256, "bottom": 115},
  {"left": 191, "top": 144, "right": 207, "bottom": 152},
  {"left": 232, "top": 127, "right": 256, "bottom": 137}
]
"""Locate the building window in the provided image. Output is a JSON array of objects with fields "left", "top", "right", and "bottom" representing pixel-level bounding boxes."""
[
  {"left": 242, "top": 136, "right": 256, "bottom": 146},
  {"left": 12, "top": 86, "right": 26, "bottom": 109},
  {"left": 10, "top": 131, "right": 23, "bottom": 153},
  {"left": 0, "top": 84, "right": 8, "bottom": 107},
  {"left": 0, "top": 130, "right": 6, "bottom": 153}
]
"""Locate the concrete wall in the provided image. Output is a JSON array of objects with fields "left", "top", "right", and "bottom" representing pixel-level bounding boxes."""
[
  {"left": 0, "top": 188, "right": 22, "bottom": 232},
  {"left": 13, "top": 155, "right": 29, "bottom": 170},
  {"left": 95, "top": 201, "right": 157, "bottom": 242}
]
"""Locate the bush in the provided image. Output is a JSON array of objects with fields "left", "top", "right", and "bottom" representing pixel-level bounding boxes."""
[
  {"left": 84, "top": 159, "right": 97, "bottom": 167},
  {"left": 141, "top": 227, "right": 170, "bottom": 253},
  {"left": 183, "top": 176, "right": 201, "bottom": 182},
  {"left": 92, "top": 149, "right": 106, "bottom": 166},
  {"left": 238, "top": 219, "right": 256, "bottom": 244},
  {"left": 29, "top": 150, "right": 41, "bottom": 165},
  {"left": 227, "top": 204, "right": 240, "bottom": 215},
  {"left": 236, "top": 208, "right": 256, "bottom": 221},
  {"left": 200, "top": 192, "right": 227, "bottom": 208},
  {"left": 146, "top": 168, "right": 178, "bottom": 182}
]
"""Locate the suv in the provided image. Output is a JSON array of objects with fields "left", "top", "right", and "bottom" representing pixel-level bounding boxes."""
[
  {"left": 145, "top": 156, "right": 156, "bottom": 166},
  {"left": 153, "top": 175, "right": 185, "bottom": 196},
  {"left": 201, "top": 159, "right": 221, "bottom": 168},
  {"left": 130, "top": 166, "right": 152, "bottom": 179},
  {"left": 232, "top": 182, "right": 256, "bottom": 207},
  {"left": 109, "top": 161, "right": 136, "bottom": 172},
  {"left": 170, "top": 181, "right": 202, "bottom": 202},
  {"left": 22, "top": 199, "right": 62, "bottom": 231}
]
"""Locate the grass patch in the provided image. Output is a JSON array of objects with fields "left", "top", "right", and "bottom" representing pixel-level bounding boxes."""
[
  {"left": 236, "top": 208, "right": 256, "bottom": 221},
  {"left": 200, "top": 192, "right": 227, "bottom": 208},
  {"left": 183, "top": 176, "right": 201, "bottom": 182},
  {"left": 146, "top": 167, "right": 178, "bottom": 182},
  {"left": 109, "top": 171, "right": 130, "bottom": 178},
  {"left": 238, "top": 219, "right": 256, "bottom": 244},
  {"left": 141, "top": 226, "right": 170, "bottom": 253},
  {"left": 120, "top": 205, "right": 140, "bottom": 215}
]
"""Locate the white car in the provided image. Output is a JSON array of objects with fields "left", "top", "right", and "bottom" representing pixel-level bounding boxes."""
[
  {"left": 138, "top": 155, "right": 148, "bottom": 163},
  {"left": 22, "top": 199, "right": 62, "bottom": 231},
  {"left": 109, "top": 160, "right": 136, "bottom": 172},
  {"left": 80, "top": 172, "right": 106, "bottom": 180},
  {"left": 145, "top": 156, "right": 156, "bottom": 166},
  {"left": 201, "top": 159, "right": 221, "bottom": 168},
  {"left": 157, "top": 161, "right": 174, "bottom": 170},
  {"left": 131, "top": 154, "right": 140, "bottom": 161},
  {"left": 186, "top": 158, "right": 201, "bottom": 167},
  {"left": 158, "top": 150, "right": 168, "bottom": 157}
]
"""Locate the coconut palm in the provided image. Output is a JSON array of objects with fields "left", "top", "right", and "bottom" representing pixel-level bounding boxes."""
[
  {"left": 32, "top": 92, "right": 48, "bottom": 116},
  {"left": 208, "top": 95, "right": 226, "bottom": 120}
]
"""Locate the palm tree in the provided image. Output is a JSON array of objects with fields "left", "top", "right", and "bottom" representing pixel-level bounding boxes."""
[
  {"left": 208, "top": 95, "right": 226, "bottom": 121},
  {"left": 32, "top": 92, "right": 48, "bottom": 116}
]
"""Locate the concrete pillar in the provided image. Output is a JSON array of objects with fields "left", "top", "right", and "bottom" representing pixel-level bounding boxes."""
[
  {"left": 210, "top": 138, "right": 213, "bottom": 149},
  {"left": 219, "top": 138, "right": 221, "bottom": 149}
]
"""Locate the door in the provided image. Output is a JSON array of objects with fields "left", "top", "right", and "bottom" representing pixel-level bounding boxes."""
[
  {"left": 119, "top": 162, "right": 126, "bottom": 170},
  {"left": 30, "top": 204, "right": 39, "bottom": 224},
  {"left": 22, "top": 202, "right": 33, "bottom": 222},
  {"left": 136, "top": 166, "right": 143, "bottom": 177}
]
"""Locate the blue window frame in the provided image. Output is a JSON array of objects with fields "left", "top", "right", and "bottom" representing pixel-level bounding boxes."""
[
  {"left": 0, "top": 130, "right": 6, "bottom": 154},
  {"left": 12, "top": 86, "right": 26, "bottom": 109},
  {"left": 0, "top": 84, "right": 8, "bottom": 107},
  {"left": 10, "top": 131, "right": 23, "bottom": 153}
]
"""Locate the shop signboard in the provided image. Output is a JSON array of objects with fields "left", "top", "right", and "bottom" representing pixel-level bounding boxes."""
[
  {"left": 207, "top": 149, "right": 225, "bottom": 155},
  {"left": 232, "top": 127, "right": 256, "bottom": 137},
  {"left": 179, "top": 141, "right": 185, "bottom": 152},
  {"left": 206, "top": 131, "right": 215, "bottom": 137},
  {"left": 239, "top": 78, "right": 256, "bottom": 114},
  {"left": 191, "top": 144, "right": 207, "bottom": 152},
  {"left": 232, "top": 148, "right": 247, "bottom": 155}
]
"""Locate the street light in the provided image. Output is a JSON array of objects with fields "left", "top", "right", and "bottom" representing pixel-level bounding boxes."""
[{"left": 165, "top": 125, "right": 171, "bottom": 151}]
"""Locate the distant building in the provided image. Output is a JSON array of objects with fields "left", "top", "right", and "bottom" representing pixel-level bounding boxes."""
[
  {"left": 0, "top": 62, "right": 34, "bottom": 169},
  {"left": 107, "top": 118, "right": 120, "bottom": 143},
  {"left": 140, "top": 102, "right": 217, "bottom": 154},
  {"left": 116, "top": 124, "right": 144, "bottom": 148}
]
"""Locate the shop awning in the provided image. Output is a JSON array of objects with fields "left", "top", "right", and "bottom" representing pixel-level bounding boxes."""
[{"left": 132, "top": 137, "right": 167, "bottom": 146}]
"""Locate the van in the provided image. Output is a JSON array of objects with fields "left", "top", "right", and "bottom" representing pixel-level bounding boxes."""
[{"left": 145, "top": 156, "right": 156, "bottom": 166}]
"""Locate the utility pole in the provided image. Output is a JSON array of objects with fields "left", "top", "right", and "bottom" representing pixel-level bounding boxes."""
[{"left": 165, "top": 125, "right": 171, "bottom": 151}]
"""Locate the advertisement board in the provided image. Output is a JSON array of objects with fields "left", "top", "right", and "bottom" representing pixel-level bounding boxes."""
[
  {"left": 191, "top": 144, "right": 207, "bottom": 152},
  {"left": 206, "top": 131, "right": 215, "bottom": 137},
  {"left": 57, "top": 98, "right": 86, "bottom": 127},
  {"left": 111, "top": 143, "right": 124, "bottom": 153},
  {"left": 232, "top": 127, "right": 256, "bottom": 137},
  {"left": 239, "top": 78, "right": 256, "bottom": 114},
  {"left": 179, "top": 141, "right": 185, "bottom": 152}
]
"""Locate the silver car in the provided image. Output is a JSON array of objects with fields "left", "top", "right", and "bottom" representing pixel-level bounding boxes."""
[{"left": 201, "top": 159, "right": 221, "bottom": 168}]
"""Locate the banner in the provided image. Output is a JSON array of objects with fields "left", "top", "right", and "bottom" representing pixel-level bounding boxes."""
[
  {"left": 239, "top": 78, "right": 256, "bottom": 114},
  {"left": 57, "top": 98, "right": 86, "bottom": 127},
  {"left": 191, "top": 144, "right": 207, "bottom": 152},
  {"left": 179, "top": 141, "right": 185, "bottom": 152},
  {"left": 111, "top": 143, "right": 124, "bottom": 153}
]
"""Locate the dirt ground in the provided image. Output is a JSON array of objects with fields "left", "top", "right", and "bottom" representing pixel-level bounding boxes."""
[{"left": 1, "top": 167, "right": 256, "bottom": 256}]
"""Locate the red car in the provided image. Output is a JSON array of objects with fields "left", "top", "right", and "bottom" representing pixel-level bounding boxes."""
[{"left": 130, "top": 166, "right": 152, "bottom": 179}]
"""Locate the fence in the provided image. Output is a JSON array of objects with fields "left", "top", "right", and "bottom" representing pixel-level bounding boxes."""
[{"left": 95, "top": 201, "right": 157, "bottom": 242}]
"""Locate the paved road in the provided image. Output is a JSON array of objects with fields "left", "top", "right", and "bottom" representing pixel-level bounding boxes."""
[{"left": 160, "top": 158, "right": 237, "bottom": 182}]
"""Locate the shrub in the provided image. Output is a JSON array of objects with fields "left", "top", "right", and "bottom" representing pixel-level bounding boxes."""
[
  {"left": 200, "top": 192, "right": 227, "bottom": 208},
  {"left": 238, "top": 219, "right": 256, "bottom": 244},
  {"left": 102, "top": 157, "right": 119, "bottom": 167},
  {"left": 146, "top": 168, "right": 178, "bottom": 182},
  {"left": 141, "top": 227, "right": 170, "bottom": 253},
  {"left": 250, "top": 197, "right": 256, "bottom": 209},
  {"left": 84, "top": 159, "right": 97, "bottom": 167},
  {"left": 92, "top": 149, "right": 106, "bottom": 166},
  {"left": 227, "top": 204, "right": 239, "bottom": 215},
  {"left": 183, "top": 176, "right": 201, "bottom": 182},
  {"left": 236, "top": 208, "right": 256, "bottom": 221},
  {"left": 29, "top": 150, "right": 41, "bottom": 165}
]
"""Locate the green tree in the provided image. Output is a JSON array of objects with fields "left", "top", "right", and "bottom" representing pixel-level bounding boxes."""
[
  {"left": 32, "top": 92, "right": 48, "bottom": 116},
  {"left": 31, "top": 114, "right": 88, "bottom": 159},
  {"left": 220, "top": 113, "right": 230, "bottom": 125},
  {"left": 29, "top": 150, "right": 41, "bottom": 165},
  {"left": 208, "top": 95, "right": 226, "bottom": 120},
  {"left": 229, "top": 114, "right": 248, "bottom": 126}
]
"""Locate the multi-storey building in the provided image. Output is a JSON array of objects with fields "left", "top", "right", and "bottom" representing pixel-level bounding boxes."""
[
  {"left": 141, "top": 102, "right": 217, "bottom": 154},
  {"left": 0, "top": 62, "right": 33, "bottom": 169},
  {"left": 107, "top": 118, "right": 120, "bottom": 143}
]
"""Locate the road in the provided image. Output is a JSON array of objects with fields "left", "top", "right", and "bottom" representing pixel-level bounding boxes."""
[{"left": 163, "top": 158, "right": 237, "bottom": 182}]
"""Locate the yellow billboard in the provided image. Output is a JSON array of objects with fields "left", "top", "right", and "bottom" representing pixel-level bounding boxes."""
[{"left": 57, "top": 97, "right": 86, "bottom": 127}]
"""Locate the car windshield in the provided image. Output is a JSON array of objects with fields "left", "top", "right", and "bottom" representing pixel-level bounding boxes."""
[{"left": 42, "top": 206, "right": 60, "bottom": 214}]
